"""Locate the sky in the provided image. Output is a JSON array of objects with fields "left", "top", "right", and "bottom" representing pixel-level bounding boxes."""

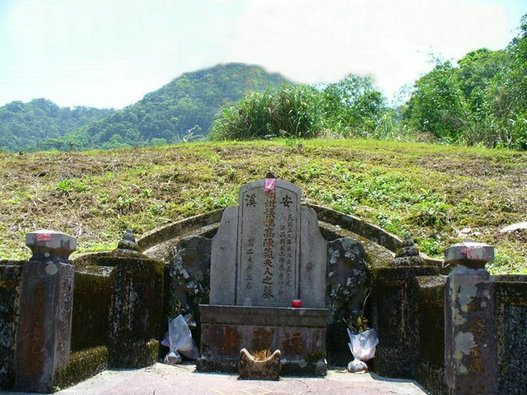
[{"left": 0, "top": 0, "right": 525, "bottom": 109}]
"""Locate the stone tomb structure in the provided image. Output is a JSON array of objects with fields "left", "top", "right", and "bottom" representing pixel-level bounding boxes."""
[
  {"left": 197, "top": 178, "right": 329, "bottom": 375},
  {"left": 4, "top": 176, "right": 527, "bottom": 392}
]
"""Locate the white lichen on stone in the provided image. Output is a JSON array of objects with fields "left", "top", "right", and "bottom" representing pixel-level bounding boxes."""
[{"left": 455, "top": 332, "right": 475, "bottom": 356}]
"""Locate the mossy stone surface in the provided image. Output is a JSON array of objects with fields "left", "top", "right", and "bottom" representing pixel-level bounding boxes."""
[
  {"left": 108, "top": 339, "right": 159, "bottom": 369},
  {"left": 71, "top": 271, "right": 113, "bottom": 352},
  {"left": 107, "top": 252, "right": 164, "bottom": 368},
  {"left": 494, "top": 275, "right": 527, "bottom": 394},
  {"left": 371, "top": 266, "right": 440, "bottom": 379},
  {"left": 0, "top": 263, "right": 23, "bottom": 390},
  {"left": 414, "top": 275, "right": 447, "bottom": 395},
  {"left": 54, "top": 346, "right": 109, "bottom": 391}
]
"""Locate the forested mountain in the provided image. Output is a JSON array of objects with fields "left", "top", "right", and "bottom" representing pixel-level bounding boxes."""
[
  {"left": 0, "top": 99, "right": 115, "bottom": 152},
  {"left": 2, "top": 14, "right": 525, "bottom": 153},
  {"left": 0, "top": 64, "right": 290, "bottom": 152},
  {"left": 37, "top": 63, "right": 291, "bottom": 151}
]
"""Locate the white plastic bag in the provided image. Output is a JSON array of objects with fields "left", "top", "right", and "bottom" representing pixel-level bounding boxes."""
[
  {"left": 347, "top": 328, "right": 379, "bottom": 372},
  {"left": 163, "top": 351, "right": 182, "bottom": 365},
  {"left": 162, "top": 314, "right": 200, "bottom": 364}
]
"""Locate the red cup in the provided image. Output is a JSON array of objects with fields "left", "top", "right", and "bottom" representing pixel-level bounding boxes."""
[{"left": 291, "top": 299, "right": 302, "bottom": 308}]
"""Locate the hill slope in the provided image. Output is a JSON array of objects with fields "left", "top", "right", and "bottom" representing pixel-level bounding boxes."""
[
  {"left": 0, "top": 139, "right": 525, "bottom": 273},
  {"left": 41, "top": 63, "right": 291, "bottom": 151},
  {"left": 0, "top": 99, "right": 115, "bottom": 152}
]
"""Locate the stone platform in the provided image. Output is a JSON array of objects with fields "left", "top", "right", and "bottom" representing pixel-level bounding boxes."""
[
  {"left": 197, "top": 304, "right": 328, "bottom": 376},
  {"left": 44, "top": 363, "right": 426, "bottom": 395}
]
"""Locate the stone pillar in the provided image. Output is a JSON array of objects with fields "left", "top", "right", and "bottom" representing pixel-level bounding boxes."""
[
  {"left": 444, "top": 240, "right": 497, "bottom": 395},
  {"left": 15, "top": 230, "right": 76, "bottom": 393}
]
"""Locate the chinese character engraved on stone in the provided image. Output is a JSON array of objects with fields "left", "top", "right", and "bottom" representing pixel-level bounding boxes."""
[
  {"left": 262, "top": 285, "right": 274, "bottom": 299},
  {"left": 245, "top": 193, "right": 257, "bottom": 207},
  {"left": 245, "top": 238, "right": 255, "bottom": 289},
  {"left": 284, "top": 212, "right": 294, "bottom": 287},
  {"left": 262, "top": 185, "right": 276, "bottom": 299},
  {"left": 281, "top": 194, "right": 293, "bottom": 208}
]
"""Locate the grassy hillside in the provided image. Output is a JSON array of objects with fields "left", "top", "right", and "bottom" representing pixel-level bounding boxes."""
[{"left": 0, "top": 139, "right": 525, "bottom": 273}]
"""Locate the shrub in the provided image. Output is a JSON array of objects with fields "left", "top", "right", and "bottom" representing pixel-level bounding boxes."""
[{"left": 210, "top": 85, "right": 322, "bottom": 140}]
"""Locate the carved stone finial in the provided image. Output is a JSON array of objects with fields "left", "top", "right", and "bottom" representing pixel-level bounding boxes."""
[
  {"left": 392, "top": 235, "right": 424, "bottom": 266},
  {"left": 26, "top": 229, "right": 77, "bottom": 262},
  {"left": 444, "top": 239, "right": 494, "bottom": 269},
  {"left": 117, "top": 229, "right": 140, "bottom": 252}
]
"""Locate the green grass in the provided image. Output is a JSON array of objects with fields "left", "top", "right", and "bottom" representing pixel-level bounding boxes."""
[{"left": 0, "top": 138, "right": 525, "bottom": 274}]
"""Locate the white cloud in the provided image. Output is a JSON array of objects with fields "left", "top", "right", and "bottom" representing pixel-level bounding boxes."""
[
  {"left": 227, "top": 0, "right": 509, "bottom": 99},
  {"left": 0, "top": 0, "right": 516, "bottom": 107}
]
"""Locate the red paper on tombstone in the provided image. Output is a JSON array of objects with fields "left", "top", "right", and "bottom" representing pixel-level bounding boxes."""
[
  {"left": 36, "top": 233, "right": 52, "bottom": 242},
  {"left": 264, "top": 178, "right": 276, "bottom": 193}
]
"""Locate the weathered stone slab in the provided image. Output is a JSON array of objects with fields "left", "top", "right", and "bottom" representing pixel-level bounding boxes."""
[
  {"left": 209, "top": 179, "right": 326, "bottom": 308},
  {"left": 71, "top": 271, "right": 113, "bottom": 352},
  {"left": 210, "top": 206, "right": 238, "bottom": 305},
  {"left": 15, "top": 261, "right": 75, "bottom": 392},
  {"left": 236, "top": 179, "right": 302, "bottom": 307},
  {"left": 299, "top": 206, "right": 327, "bottom": 308},
  {"left": 96, "top": 231, "right": 165, "bottom": 369},
  {"left": 372, "top": 266, "right": 440, "bottom": 379},
  {"left": 414, "top": 275, "right": 447, "bottom": 395},
  {"left": 108, "top": 253, "right": 164, "bottom": 368},
  {"left": 502, "top": 305, "right": 527, "bottom": 393}
]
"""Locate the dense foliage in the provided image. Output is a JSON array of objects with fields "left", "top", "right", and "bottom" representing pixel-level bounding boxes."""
[
  {"left": 403, "top": 15, "right": 527, "bottom": 149},
  {"left": 209, "top": 85, "right": 321, "bottom": 140},
  {"left": 210, "top": 75, "right": 395, "bottom": 140},
  {"left": 213, "top": 16, "right": 527, "bottom": 149},
  {"left": 37, "top": 64, "right": 290, "bottom": 151},
  {"left": 0, "top": 99, "right": 115, "bottom": 152}
]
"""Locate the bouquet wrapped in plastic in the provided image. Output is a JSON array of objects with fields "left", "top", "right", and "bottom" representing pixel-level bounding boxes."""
[
  {"left": 161, "top": 314, "right": 200, "bottom": 364},
  {"left": 347, "top": 327, "right": 379, "bottom": 372}
]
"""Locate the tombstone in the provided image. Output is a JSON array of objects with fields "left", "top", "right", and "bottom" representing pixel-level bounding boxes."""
[{"left": 197, "top": 178, "right": 329, "bottom": 375}]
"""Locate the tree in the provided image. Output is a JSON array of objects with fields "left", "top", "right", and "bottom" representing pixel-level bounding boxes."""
[
  {"left": 403, "top": 61, "right": 467, "bottom": 140},
  {"left": 321, "top": 75, "right": 386, "bottom": 133}
]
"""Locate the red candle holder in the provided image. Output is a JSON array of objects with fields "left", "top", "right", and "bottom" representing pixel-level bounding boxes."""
[{"left": 291, "top": 299, "right": 302, "bottom": 308}]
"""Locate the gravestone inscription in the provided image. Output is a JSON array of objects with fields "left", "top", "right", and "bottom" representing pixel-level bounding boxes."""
[
  {"left": 209, "top": 178, "right": 326, "bottom": 308},
  {"left": 237, "top": 178, "right": 301, "bottom": 306}
]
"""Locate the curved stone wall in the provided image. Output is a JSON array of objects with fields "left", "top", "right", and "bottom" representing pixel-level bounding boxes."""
[{"left": 135, "top": 204, "right": 439, "bottom": 267}]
